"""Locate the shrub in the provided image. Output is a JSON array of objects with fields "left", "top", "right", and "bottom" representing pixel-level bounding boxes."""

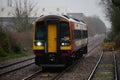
[
  {"left": 114, "top": 33, "right": 120, "bottom": 47},
  {"left": 13, "top": 42, "right": 22, "bottom": 53},
  {"left": 0, "top": 46, "right": 7, "bottom": 57},
  {"left": 0, "top": 31, "right": 11, "bottom": 53}
]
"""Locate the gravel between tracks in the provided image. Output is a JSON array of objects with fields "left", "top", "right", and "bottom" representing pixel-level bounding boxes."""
[
  {"left": 58, "top": 46, "right": 102, "bottom": 80},
  {"left": 0, "top": 64, "right": 41, "bottom": 80},
  {"left": 25, "top": 46, "right": 102, "bottom": 80},
  {"left": 0, "top": 55, "right": 40, "bottom": 80}
]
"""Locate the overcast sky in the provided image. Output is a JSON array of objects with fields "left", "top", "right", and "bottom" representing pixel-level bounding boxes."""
[{"left": 0, "top": 0, "right": 111, "bottom": 28}]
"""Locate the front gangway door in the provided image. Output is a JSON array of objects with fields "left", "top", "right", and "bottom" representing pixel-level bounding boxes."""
[{"left": 48, "top": 24, "right": 57, "bottom": 53}]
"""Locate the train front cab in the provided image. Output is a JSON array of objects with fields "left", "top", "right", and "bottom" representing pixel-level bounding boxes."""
[{"left": 33, "top": 16, "right": 73, "bottom": 67}]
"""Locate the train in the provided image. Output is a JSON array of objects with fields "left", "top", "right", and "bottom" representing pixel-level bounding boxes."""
[{"left": 33, "top": 15, "right": 88, "bottom": 69}]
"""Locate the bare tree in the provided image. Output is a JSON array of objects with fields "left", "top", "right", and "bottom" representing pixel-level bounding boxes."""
[
  {"left": 13, "top": 0, "right": 36, "bottom": 32},
  {"left": 100, "top": 0, "right": 120, "bottom": 47}
]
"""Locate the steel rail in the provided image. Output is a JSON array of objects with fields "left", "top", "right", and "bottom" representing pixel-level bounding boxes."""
[
  {"left": 22, "top": 36, "right": 103, "bottom": 80},
  {"left": 88, "top": 43, "right": 101, "bottom": 53},
  {"left": 22, "top": 70, "right": 43, "bottom": 80},
  {"left": 87, "top": 51, "right": 104, "bottom": 80},
  {"left": 50, "top": 60, "right": 79, "bottom": 80},
  {"left": 51, "top": 42, "right": 102, "bottom": 80},
  {"left": 0, "top": 62, "right": 34, "bottom": 76},
  {"left": 0, "top": 57, "right": 34, "bottom": 69},
  {"left": 113, "top": 53, "right": 118, "bottom": 80}
]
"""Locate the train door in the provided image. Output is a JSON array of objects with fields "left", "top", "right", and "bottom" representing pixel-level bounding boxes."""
[{"left": 47, "top": 23, "right": 57, "bottom": 53}]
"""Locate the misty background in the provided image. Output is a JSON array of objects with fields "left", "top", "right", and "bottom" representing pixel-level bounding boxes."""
[{"left": 0, "top": 0, "right": 107, "bottom": 58}]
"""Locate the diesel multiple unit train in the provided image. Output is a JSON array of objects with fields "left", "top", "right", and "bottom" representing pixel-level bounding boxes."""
[{"left": 33, "top": 15, "right": 88, "bottom": 68}]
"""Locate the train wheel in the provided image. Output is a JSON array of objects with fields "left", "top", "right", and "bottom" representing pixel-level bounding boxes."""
[
  {"left": 67, "top": 57, "right": 73, "bottom": 66},
  {"left": 79, "top": 53, "right": 83, "bottom": 57},
  {"left": 78, "top": 49, "right": 83, "bottom": 57},
  {"left": 71, "top": 53, "right": 77, "bottom": 62},
  {"left": 42, "top": 67, "right": 48, "bottom": 72},
  {"left": 84, "top": 46, "right": 88, "bottom": 54}
]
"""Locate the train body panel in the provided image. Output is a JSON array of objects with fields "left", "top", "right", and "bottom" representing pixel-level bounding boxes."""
[
  {"left": 33, "top": 15, "right": 88, "bottom": 67},
  {"left": 70, "top": 20, "right": 88, "bottom": 53}
]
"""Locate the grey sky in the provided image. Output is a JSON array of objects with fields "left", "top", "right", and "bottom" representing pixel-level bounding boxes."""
[
  {"left": 36, "top": 0, "right": 101, "bottom": 15},
  {"left": 0, "top": 0, "right": 110, "bottom": 28}
]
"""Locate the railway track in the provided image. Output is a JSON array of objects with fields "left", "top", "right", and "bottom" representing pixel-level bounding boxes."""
[
  {"left": 0, "top": 57, "right": 34, "bottom": 76},
  {"left": 50, "top": 60, "right": 80, "bottom": 80},
  {"left": 87, "top": 51, "right": 118, "bottom": 80},
  {"left": 88, "top": 37, "right": 100, "bottom": 47},
  {"left": 0, "top": 36, "right": 103, "bottom": 80},
  {"left": 22, "top": 58, "right": 81, "bottom": 80},
  {"left": 0, "top": 40, "right": 99, "bottom": 78},
  {"left": 50, "top": 44, "right": 102, "bottom": 80},
  {"left": 22, "top": 38, "right": 102, "bottom": 80},
  {"left": 22, "top": 70, "right": 43, "bottom": 80},
  {"left": 0, "top": 57, "right": 34, "bottom": 69},
  {"left": 86, "top": 36, "right": 103, "bottom": 57}
]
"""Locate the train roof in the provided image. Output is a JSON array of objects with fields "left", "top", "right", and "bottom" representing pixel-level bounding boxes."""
[
  {"left": 33, "top": 14, "right": 86, "bottom": 25},
  {"left": 33, "top": 15, "right": 69, "bottom": 23}
]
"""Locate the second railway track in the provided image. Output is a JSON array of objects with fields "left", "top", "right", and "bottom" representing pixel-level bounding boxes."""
[
  {"left": 87, "top": 51, "right": 118, "bottom": 80},
  {"left": 0, "top": 57, "right": 34, "bottom": 76}
]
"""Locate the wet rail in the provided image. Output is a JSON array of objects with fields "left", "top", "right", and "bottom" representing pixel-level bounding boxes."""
[
  {"left": 50, "top": 40, "right": 102, "bottom": 80},
  {"left": 87, "top": 51, "right": 118, "bottom": 80},
  {"left": 0, "top": 57, "right": 34, "bottom": 76},
  {"left": 0, "top": 57, "right": 34, "bottom": 69},
  {"left": 113, "top": 53, "right": 118, "bottom": 80},
  {"left": 87, "top": 51, "right": 103, "bottom": 80},
  {"left": 22, "top": 38, "right": 102, "bottom": 80},
  {"left": 22, "top": 70, "right": 43, "bottom": 80}
]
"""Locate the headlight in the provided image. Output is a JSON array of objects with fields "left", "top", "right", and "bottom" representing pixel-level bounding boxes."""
[
  {"left": 36, "top": 42, "right": 42, "bottom": 46},
  {"left": 61, "top": 43, "right": 65, "bottom": 46},
  {"left": 35, "top": 41, "right": 44, "bottom": 46},
  {"left": 61, "top": 42, "right": 70, "bottom": 46}
]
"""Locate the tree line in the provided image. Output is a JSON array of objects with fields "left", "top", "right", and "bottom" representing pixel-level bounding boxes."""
[{"left": 100, "top": 0, "right": 120, "bottom": 47}]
